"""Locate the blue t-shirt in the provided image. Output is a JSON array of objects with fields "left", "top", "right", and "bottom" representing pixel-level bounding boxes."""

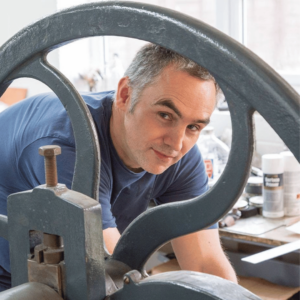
[{"left": 0, "top": 91, "right": 215, "bottom": 287}]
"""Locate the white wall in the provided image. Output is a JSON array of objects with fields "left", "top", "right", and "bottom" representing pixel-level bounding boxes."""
[
  {"left": 0, "top": 0, "right": 297, "bottom": 157},
  {"left": 0, "top": 0, "right": 58, "bottom": 97},
  {"left": 210, "top": 110, "right": 285, "bottom": 160}
]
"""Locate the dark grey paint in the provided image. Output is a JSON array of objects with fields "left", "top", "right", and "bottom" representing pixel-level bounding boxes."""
[
  {"left": 7, "top": 185, "right": 106, "bottom": 300},
  {"left": 110, "top": 271, "right": 260, "bottom": 300},
  {"left": 227, "top": 250, "right": 300, "bottom": 288},
  {"left": 6, "top": 54, "right": 100, "bottom": 201},
  {"left": 0, "top": 215, "right": 8, "bottom": 241},
  {"left": 0, "top": 282, "right": 63, "bottom": 300},
  {"left": 0, "top": 1, "right": 298, "bottom": 299}
]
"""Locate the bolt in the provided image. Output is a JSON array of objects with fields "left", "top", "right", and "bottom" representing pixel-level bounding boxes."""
[
  {"left": 39, "top": 145, "right": 61, "bottom": 187},
  {"left": 123, "top": 276, "right": 130, "bottom": 284}
]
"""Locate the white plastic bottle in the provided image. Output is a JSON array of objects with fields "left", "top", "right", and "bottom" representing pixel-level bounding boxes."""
[
  {"left": 197, "top": 126, "right": 229, "bottom": 183},
  {"left": 262, "top": 154, "right": 284, "bottom": 218},
  {"left": 280, "top": 151, "right": 300, "bottom": 216}
]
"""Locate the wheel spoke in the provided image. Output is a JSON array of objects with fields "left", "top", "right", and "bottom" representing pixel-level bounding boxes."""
[{"left": 6, "top": 54, "right": 100, "bottom": 200}]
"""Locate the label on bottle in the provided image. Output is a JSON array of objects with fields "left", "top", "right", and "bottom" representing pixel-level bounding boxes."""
[
  {"left": 263, "top": 188, "right": 284, "bottom": 211},
  {"left": 263, "top": 173, "right": 284, "bottom": 217},
  {"left": 263, "top": 174, "right": 283, "bottom": 189},
  {"left": 204, "top": 159, "right": 214, "bottom": 179},
  {"left": 284, "top": 193, "right": 300, "bottom": 216}
]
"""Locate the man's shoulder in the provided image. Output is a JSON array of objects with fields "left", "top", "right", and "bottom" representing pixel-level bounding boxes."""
[
  {"left": 2, "top": 89, "right": 115, "bottom": 118},
  {"left": 81, "top": 90, "right": 115, "bottom": 106},
  {"left": 30, "top": 90, "right": 115, "bottom": 120},
  {"left": 81, "top": 90, "right": 115, "bottom": 121},
  {"left": 44, "top": 90, "right": 115, "bottom": 144},
  {"left": 0, "top": 90, "right": 115, "bottom": 149}
]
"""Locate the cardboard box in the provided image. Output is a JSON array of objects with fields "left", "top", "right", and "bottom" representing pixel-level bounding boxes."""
[{"left": 239, "top": 276, "right": 300, "bottom": 300}]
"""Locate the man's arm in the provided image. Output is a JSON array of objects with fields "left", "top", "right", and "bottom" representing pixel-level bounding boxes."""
[
  {"left": 103, "top": 227, "right": 121, "bottom": 254},
  {"left": 171, "top": 229, "right": 238, "bottom": 283}
]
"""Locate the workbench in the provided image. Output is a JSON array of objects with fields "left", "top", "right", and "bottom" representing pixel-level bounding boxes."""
[
  {"left": 149, "top": 215, "right": 300, "bottom": 287},
  {"left": 219, "top": 215, "right": 300, "bottom": 288}
]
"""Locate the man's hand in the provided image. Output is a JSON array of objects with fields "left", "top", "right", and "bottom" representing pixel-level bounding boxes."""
[
  {"left": 103, "top": 227, "right": 121, "bottom": 254},
  {"left": 171, "top": 229, "right": 238, "bottom": 283}
]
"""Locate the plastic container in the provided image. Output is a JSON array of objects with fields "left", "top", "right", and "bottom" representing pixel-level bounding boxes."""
[
  {"left": 245, "top": 176, "right": 263, "bottom": 200},
  {"left": 197, "top": 126, "right": 229, "bottom": 183},
  {"left": 280, "top": 151, "right": 300, "bottom": 216},
  {"left": 262, "top": 154, "right": 284, "bottom": 218},
  {"left": 249, "top": 196, "right": 263, "bottom": 215}
]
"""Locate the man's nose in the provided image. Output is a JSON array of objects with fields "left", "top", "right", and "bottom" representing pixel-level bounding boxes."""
[{"left": 164, "top": 127, "right": 185, "bottom": 152}]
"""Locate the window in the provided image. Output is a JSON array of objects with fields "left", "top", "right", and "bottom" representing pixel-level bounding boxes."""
[
  {"left": 244, "top": 0, "right": 300, "bottom": 92},
  {"left": 245, "top": 0, "right": 300, "bottom": 74},
  {"left": 55, "top": 0, "right": 300, "bottom": 93}
]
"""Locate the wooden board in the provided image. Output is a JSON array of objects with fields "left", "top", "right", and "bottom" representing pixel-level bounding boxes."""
[
  {"left": 220, "top": 216, "right": 300, "bottom": 246},
  {"left": 239, "top": 276, "right": 300, "bottom": 300}
]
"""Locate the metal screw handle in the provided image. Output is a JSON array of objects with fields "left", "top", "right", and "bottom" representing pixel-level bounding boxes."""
[{"left": 39, "top": 145, "right": 61, "bottom": 187}]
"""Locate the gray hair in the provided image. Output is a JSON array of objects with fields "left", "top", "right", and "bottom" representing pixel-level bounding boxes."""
[{"left": 122, "top": 43, "right": 219, "bottom": 112}]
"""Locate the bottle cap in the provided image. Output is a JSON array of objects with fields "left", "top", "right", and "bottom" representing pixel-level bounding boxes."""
[
  {"left": 280, "top": 151, "right": 300, "bottom": 172},
  {"left": 249, "top": 196, "right": 263, "bottom": 207},
  {"left": 247, "top": 176, "right": 263, "bottom": 186},
  {"left": 262, "top": 154, "right": 284, "bottom": 174},
  {"left": 233, "top": 198, "right": 248, "bottom": 210}
]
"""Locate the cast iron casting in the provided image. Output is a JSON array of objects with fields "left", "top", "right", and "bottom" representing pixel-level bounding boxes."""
[{"left": 0, "top": 1, "right": 299, "bottom": 299}]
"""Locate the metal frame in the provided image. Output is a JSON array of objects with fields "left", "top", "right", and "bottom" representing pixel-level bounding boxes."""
[
  {"left": 0, "top": 1, "right": 299, "bottom": 299},
  {"left": 7, "top": 185, "right": 106, "bottom": 299}
]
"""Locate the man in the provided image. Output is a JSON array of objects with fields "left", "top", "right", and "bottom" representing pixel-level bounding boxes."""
[{"left": 0, "top": 44, "right": 237, "bottom": 290}]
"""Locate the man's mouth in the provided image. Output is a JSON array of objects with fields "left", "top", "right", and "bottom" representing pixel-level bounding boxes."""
[{"left": 152, "top": 149, "right": 175, "bottom": 161}]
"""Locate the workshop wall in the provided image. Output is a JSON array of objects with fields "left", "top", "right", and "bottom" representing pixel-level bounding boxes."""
[
  {"left": 0, "top": 0, "right": 58, "bottom": 97},
  {"left": 0, "top": 0, "right": 298, "bottom": 159}
]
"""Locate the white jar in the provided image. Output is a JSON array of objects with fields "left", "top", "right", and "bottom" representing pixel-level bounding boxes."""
[
  {"left": 280, "top": 151, "right": 300, "bottom": 216},
  {"left": 262, "top": 154, "right": 284, "bottom": 218}
]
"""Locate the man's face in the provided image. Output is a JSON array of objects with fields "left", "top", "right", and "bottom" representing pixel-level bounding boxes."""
[{"left": 115, "top": 65, "right": 216, "bottom": 174}]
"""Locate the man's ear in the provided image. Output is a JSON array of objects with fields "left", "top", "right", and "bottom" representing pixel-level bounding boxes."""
[{"left": 115, "top": 77, "right": 132, "bottom": 111}]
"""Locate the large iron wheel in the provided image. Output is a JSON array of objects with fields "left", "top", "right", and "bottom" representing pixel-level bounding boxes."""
[{"left": 0, "top": 2, "right": 298, "bottom": 300}]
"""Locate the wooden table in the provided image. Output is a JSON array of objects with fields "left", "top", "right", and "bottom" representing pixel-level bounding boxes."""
[
  {"left": 218, "top": 215, "right": 300, "bottom": 288},
  {"left": 219, "top": 215, "right": 300, "bottom": 247}
]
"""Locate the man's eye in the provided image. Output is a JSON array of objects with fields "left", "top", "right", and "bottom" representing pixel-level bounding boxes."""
[
  {"left": 159, "top": 112, "right": 171, "bottom": 120},
  {"left": 187, "top": 124, "right": 200, "bottom": 132}
]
